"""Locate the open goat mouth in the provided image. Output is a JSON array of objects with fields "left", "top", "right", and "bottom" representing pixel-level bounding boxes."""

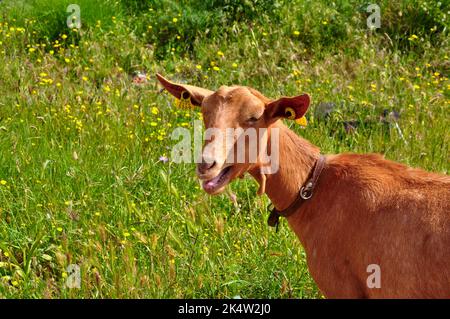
[{"left": 202, "top": 166, "right": 233, "bottom": 193}]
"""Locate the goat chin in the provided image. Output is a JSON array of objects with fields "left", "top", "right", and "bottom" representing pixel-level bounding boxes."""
[{"left": 205, "top": 187, "right": 227, "bottom": 195}]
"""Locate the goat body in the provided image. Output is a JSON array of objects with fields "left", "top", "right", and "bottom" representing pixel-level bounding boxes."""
[{"left": 266, "top": 123, "right": 450, "bottom": 298}]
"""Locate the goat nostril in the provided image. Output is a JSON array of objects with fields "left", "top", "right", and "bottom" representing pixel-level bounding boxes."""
[
  {"left": 208, "top": 161, "right": 216, "bottom": 170},
  {"left": 199, "top": 160, "right": 216, "bottom": 173}
]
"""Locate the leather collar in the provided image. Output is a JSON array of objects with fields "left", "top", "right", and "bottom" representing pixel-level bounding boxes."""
[{"left": 268, "top": 155, "right": 327, "bottom": 229}]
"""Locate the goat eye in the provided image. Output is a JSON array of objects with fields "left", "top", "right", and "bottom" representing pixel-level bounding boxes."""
[{"left": 247, "top": 116, "right": 259, "bottom": 124}]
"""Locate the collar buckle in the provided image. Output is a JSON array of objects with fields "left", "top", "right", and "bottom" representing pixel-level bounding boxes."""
[{"left": 300, "top": 182, "right": 313, "bottom": 200}]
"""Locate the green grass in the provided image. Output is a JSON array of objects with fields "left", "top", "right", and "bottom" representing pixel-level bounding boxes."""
[{"left": 0, "top": 0, "right": 448, "bottom": 298}]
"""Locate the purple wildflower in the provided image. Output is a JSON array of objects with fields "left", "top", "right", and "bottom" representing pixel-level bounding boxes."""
[{"left": 159, "top": 156, "right": 169, "bottom": 163}]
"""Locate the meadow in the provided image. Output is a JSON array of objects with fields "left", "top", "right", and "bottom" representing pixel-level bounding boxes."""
[{"left": 0, "top": 0, "right": 448, "bottom": 298}]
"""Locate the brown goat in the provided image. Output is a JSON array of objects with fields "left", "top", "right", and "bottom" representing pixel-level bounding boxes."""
[{"left": 156, "top": 74, "right": 450, "bottom": 298}]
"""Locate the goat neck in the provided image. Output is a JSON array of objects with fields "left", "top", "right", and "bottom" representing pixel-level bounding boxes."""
[{"left": 251, "top": 122, "right": 321, "bottom": 213}]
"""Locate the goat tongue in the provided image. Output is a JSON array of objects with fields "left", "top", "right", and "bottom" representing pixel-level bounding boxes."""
[
  {"left": 202, "top": 167, "right": 231, "bottom": 192},
  {"left": 203, "top": 179, "right": 220, "bottom": 191}
]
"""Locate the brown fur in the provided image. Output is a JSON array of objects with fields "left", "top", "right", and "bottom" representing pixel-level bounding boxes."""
[
  {"left": 267, "top": 124, "right": 450, "bottom": 298},
  {"left": 156, "top": 74, "right": 450, "bottom": 298}
]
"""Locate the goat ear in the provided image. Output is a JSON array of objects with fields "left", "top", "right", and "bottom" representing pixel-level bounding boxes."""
[
  {"left": 264, "top": 94, "right": 310, "bottom": 124},
  {"left": 156, "top": 73, "right": 213, "bottom": 106}
]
